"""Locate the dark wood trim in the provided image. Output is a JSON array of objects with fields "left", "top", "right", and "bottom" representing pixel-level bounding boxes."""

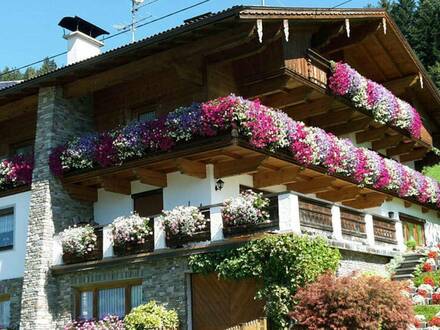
[
  {"left": 0, "top": 293, "right": 10, "bottom": 302},
  {"left": 0, "top": 207, "right": 13, "bottom": 216},
  {"left": 131, "top": 188, "right": 163, "bottom": 200},
  {"left": 0, "top": 185, "right": 30, "bottom": 198}
]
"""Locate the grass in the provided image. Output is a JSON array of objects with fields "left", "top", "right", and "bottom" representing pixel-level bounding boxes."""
[
  {"left": 414, "top": 305, "right": 440, "bottom": 321},
  {"left": 413, "top": 270, "right": 440, "bottom": 286},
  {"left": 423, "top": 164, "right": 440, "bottom": 181}
]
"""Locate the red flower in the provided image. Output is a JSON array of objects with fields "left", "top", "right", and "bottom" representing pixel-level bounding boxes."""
[
  {"left": 432, "top": 293, "right": 440, "bottom": 304},
  {"left": 423, "top": 263, "right": 433, "bottom": 272},
  {"left": 428, "top": 251, "right": 438, "bottom": 259},
  {"left": 430, "top": 316, "right": 440, "bottom": 326},
  {"left": 418, "top": 289, "right": 428, "bottom": 297},
  {"left": 424, "top": 277, "right": 435, "bottom": 287}
]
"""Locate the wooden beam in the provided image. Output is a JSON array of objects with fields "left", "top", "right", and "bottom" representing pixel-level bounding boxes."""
[
  {"left": 64, "top": 184, "right": 98, "bottom": 202},
  {"left": 239, "top": 75, "right": 291, "bottom": 98},
  {"left": 382, "top": 74, "right": 419, "bottom": 96},
  {"left": 262, "top": 86, "right": 312, "bottom": 108},
  {"left": 307, "top": 109, "right": 353, "bottom": 128},
  {"left": 100, "top": 176, "right": 131, "bottom": 195},
  {"left": 328, "top": 117, "right": 371, "bottom": 136},
  {"left": 404, "top": 201, "right": 412, "bottom": 208},
  {"left": 176, "top": 158, "right": 206, "bottom": 179},
  {"left": 285, "top": 98, "right": 332, "bottom": 120},
  {"left": 133, "top": 168, "right": 167, "bottom": 187},
  {"left": 387, "top": 141, "right": 416, "bottom": 157},
  {"left": 214, "top": 155, "right": 266, "bottom": 178},
  {"left": 342, "top": 192, "right": 386, "bottom": 209},
  {"left": 400, "top": 148, "right": 428, "bottom": 162},
  {"left": 0, "top": 95, "right": 38, "bottom": 121},
  {"left": 317, "top": 186, "right": 362, "bottom": 202},
  {"left": 253, "top": 166, "right": 300, "bottom": 188},
  {"left": 287, "top": 176, "right": 336, "bottom": 194},
  {"left": 372, "top": 134, "right": 402, "bottom": 150},
  {"left": 356, "top": 126, "right": 388, "bottom": 144}
]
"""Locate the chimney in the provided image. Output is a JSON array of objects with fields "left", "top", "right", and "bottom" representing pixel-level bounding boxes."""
[{"left": 58, "top": 16, "right": 109, "bottom": 65}]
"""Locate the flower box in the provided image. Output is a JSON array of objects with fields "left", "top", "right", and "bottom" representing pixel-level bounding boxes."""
[
  {"left": 61, "top": 226, "right": 103, "bottom": 265},
  {"left": 113, "top": 239, "right": 154, "bottom": 257},
  {"left": 166, "top": 228, "right": 210, "bottom": 249},
  {"left": 223, "top": 221, "right": 276, "bottom": 238}
]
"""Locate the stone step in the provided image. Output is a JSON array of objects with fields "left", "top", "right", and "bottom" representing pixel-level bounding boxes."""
[
  {"left": 403, "top": 253, "right": 426, "bottom": 260},
  {"left": 394, "top": 267, "right": 417, "bottom": 275},
  {"left": 400, "top": 259, "right": 424, "bottom": 267},
  {"left": 392, "top": 273, "right": 414, "bottom": 281}
]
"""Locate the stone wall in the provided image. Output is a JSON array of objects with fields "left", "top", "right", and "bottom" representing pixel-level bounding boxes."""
[
  {"left": 338, "top": 250, "right": 391, "bottom": 277},
  {"left": 19, "top": 87, "right": 95, "bottom": 329},
  {"left": 0, "top": 277, "right": 22, "bottom": 329},
  {"left": 54, "top": 256, "right": 190, "bottom": 329}
]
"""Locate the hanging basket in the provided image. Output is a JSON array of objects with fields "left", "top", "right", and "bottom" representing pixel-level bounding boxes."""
[
  {"left": 165, "top": 230, "right": 210, "bottom": 249},
  {"left": 113, "top": 238, "right": 154, "bottom": 257},
  {"left": 222, "top": 221, "right": 276, "bottom": 238}
]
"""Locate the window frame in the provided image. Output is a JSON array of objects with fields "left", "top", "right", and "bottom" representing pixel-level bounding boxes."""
[
  {"left": 74, "top": 279, "right": 143, "bottom": 320},
  {"left": 0, "top": 294, "right": 11, "bottom": 328},
  {"left": 0, "top": 207, "right": 14, "bottom": 251}
]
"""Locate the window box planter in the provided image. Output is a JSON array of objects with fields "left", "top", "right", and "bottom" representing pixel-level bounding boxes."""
[
  {"left": 223, "top": 220, "right": 277, "bottom": 238},
  {"left": 165, "top": 227, "right": 210, "bottom": 249},
  {"left": 113, "top": 238, "right": 154, "bottom": 257},
  {"left": 62, "top": 227, "right": 103, "bottom": 265}
]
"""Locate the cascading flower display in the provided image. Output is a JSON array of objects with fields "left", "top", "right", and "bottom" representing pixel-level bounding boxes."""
[
  {"left": 49, "top": 95, "right": 440, "bottom": 208},
  {"left": 222, "top": 190, "right": 270, "bottom": 227},
  {"left": 160, "top": 206, "right": 207, "bottom": 237},
  {"left": 60, "top": 225, "right": 97, "bottom": 257},
  {"left": 111, "top": 213, "right": 153, "bottom": 247},
  {"left": 0, "top": 154, "right": 33, "bottom": 190},
  {"left": 328, "top": 61, "right": 423, "bottom": 138}
]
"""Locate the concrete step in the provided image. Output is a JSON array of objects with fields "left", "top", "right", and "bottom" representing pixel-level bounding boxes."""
[
  {"left": 403, "top": 253, "right": 425, "bottom": 261},
  {"left": 394, "top": 267, "right": 417, "bottom": 275},
  {"left": 392, "top": 273, "right": 414, "bottom": 281},
  {"left": 400, "top": 259, "right": 424, "bottom": 267}
]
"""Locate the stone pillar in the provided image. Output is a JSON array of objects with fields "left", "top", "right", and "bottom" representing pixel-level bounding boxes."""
[
  {"left": 20, "top": 87, "right": 94, "bottom": 330},
  {"left": 331, "top": 205, "right": 343, "bottom": 241},
  {"left": 154, "top": 217, "right": 166, "bottom": 250},
  {"left": 364, "top": 214, "right": 375, "bottom": 246},
  {"left": 210, "top": 206, "right": 224, "bottom": 241},
  {"left": 277, "top": 193, "right": 301, "bottom": 234}
]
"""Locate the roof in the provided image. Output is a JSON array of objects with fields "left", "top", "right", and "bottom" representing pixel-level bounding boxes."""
[
  {"left": 0, "top": 81, "right": 20, "bottom": 90},
  {"left": 0, "top": 5, "right": 438, "bottom": 120}
]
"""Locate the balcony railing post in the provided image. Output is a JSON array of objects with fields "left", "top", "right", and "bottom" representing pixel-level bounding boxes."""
[
  {"left": 393, "top": 214, "right": 405, "bottom": 252},
  {"left": 331, "top": 205, "right": 343, "bottom": 240},
  {"left": 154, "top": 216, "right": 166, "bottom": 250},
  {"left": 102, "top": 225, "right": 114, "bottom": 258},
  {"left": 210, "top": 206, "right": 224, "bottom": 241},
  {"left": 278, "top": 193, "right": 301, "bottom": 234},
  {"left": 364, "top": 214, "right": 375, "bottom": 246}
]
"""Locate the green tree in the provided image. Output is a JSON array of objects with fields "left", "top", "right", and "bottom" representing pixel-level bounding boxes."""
[
  {"left": 0, "top": 57, "right": 57, "bottom": 81},
  {"left": 0, "top": 66, "right": 23, "bottom": 81},
  {"left": 37, "top": 57, "right": 57, "bottom": 75},
  {"left": 390, "top": 0, "right": 417, "bottom": 45}
]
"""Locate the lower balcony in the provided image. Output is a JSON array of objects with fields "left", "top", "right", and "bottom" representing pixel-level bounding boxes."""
[{"left": 51, "top": 190, "right": 401, "bottom": 273}]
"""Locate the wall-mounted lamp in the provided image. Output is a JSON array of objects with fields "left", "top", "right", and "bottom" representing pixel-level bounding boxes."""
[
  {"left": 215, "top": 179, "right": 224, "bottom": 191},
  {"left": 388, "top": 211, "right": 395, "bottom": 219}
]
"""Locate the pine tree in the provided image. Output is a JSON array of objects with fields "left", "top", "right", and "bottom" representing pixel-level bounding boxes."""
[
  {"left": 37, "top": 58, "right": 57, "bottom": 75},
  {"left": 389, "top": 0, "right": 417, "bottom": 46}
]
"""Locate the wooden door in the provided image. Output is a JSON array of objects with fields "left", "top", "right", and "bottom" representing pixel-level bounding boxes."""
[
  {"left": 191, "top": 273, "right": 264, "bottom": 330},
  {"left": 132, "top": 189, "right": 163, "bottom": 217},
  {"left": 400, "top": 214, "right": 425, "bottom": 246}
]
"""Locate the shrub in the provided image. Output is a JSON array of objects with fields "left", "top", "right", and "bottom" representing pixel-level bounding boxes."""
[
  {"left": 221, "top": 190, "right": 269, "bottom": 226},
  {"left": 414, "top": 305, "right": 440, "bottom": 322},
  {"left": 405, "top": 238, "right": 417, "bottom": 251},
  {"left": 431, "top": 316, "right": 440, "bottom": 326},
  {"left": 124, "top": 301, "right": 179, "bottom": 330},
  {"left": 189, "top": 233, "right": 340, "bottom": 328},
  {"left": 160, "top": 206, "right": 206, "bottom": 237},
  {"left": 64, "top": 315, "right": 124, "bottom": 330},
  {"left": 290, "top": 273, "right": 415, "bottom": 330},
  {"left": 111, "top": 213, "right": 152, "bottom": 246},
  {"left": 414, "top": 270, "right": 440, "bottom": 286},
  {"left": 60, "top": 225, "right": 97, "bottom": 257}
]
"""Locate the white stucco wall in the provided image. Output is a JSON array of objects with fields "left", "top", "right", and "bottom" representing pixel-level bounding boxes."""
[{"left": 0, "top": 191, "right": 30, "bottom": 280}]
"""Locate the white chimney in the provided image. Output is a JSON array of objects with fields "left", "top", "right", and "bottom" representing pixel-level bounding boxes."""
[
  {"left": 64, "top": 31, "right": 104, "bottom": 65},
  {"left": 58, "top": 16, "right": 109, "bottom": 65}
]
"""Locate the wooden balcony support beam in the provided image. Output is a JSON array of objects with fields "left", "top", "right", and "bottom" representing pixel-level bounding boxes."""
[
  {"left": 239, "top": 75, "right": 292, "bottom": 98},
  {"left": 328, "top": 117, "right": 371, "bottom": 136},
  {"left": 382, "top": 74, "right": 419, "bottom": 96},
  {"left": 287, "top": 176, "right": 336, "bottom": 194},
  {"left": 133, "top": 168, "right": 167, "bottom": 187},
  {"left": 100, "top": 176, "right": 131, "bottom": 195},
  {"left": 307, "top": 109, "right": 353, "bottom": 128},
  {"left": 214, "top": 155, "right": 267, "bottom": 179},
  {"left": 387, "top": 141, "right": 416, "bottom": 157},
  {"left": 285, "top": 97, "right": 332, "bottom": 120},
  {"left": 253, "top": 166, "right": 300, "bottom": 188},
  {"left": 317, "top": 186, "right": 362, "bottom": 202},
  {"left": 261, "top": 86, "right": 312, "bottom": 108},
  {"left": 64, "top": 184, "right": 98, "bottom": 202},
  {"left": 356, "top": 126, "right": 388, "bottom": 144},
  {"left": 400, "top": 148, "right": 428, "bottom": 163},
  {"left": 372, "top": 134, "right": 403, "bottom": 150},
  {"left": 176, "top": 158, "right": 206, "bottom": 179},
  {"left": 343, "top": 192, "right": 387, "bottom": 209}
]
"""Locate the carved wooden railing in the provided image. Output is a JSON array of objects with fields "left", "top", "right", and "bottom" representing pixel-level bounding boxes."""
[
  {"left": 373, "top": 215, "right": 397, "bottom": 244},
  {"left": 299, "top": 197, "right": 333, "bottom": 232},
  {"left": 340, "top": 208, "right": 366, "bottom": 238}
]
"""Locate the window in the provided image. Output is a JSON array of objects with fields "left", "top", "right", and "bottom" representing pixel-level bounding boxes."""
[
  {"left": 0, "top": 297, "right": 10, "bottom": 329},
  {"left": 76, "top": 281, "right": 142, "bottom": 320},
  {"left": 0, "top": 208, "right": 13, "bottom": 250},
  {"left": 132, "top": 189, "right": 163, "bottom": 218}
]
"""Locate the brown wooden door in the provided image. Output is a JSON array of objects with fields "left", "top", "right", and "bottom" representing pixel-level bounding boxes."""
[
  {"left": 132, "top": 189, "right": 163, "bottom": 217},
  {"left": 400, "top": 214, "right": 425, "bottom": 246},
  {"left": 191, "top": 273, "right": 264, "bottom": 330}
]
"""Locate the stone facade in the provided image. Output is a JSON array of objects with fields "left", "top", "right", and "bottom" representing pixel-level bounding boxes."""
[
  {"left": 19, "top": 87, "right": 95, "bottom": 330},
  {"left": 0, "top": 277, "right": 23, "bottom": 329},
  {"left": 338, "top": 250, "right": 391, "bottom": 277},
  {"left": 54, "top": 256, "right": 190, "bottom": 329}
]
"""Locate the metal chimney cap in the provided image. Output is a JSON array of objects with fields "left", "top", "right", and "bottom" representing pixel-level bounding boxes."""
[{"left": 58, "top": 16, "right": 109, "bottom": 38}]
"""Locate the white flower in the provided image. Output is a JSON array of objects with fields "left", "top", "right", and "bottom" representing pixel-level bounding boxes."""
[
  {"left": 160, "top": 206, "right": 206, "bottom": 236},
  {"left": 415, "top": 314, "right": 426, "bottom": 322},
  {"left": 111, "top": 213, "right": 152, "bottom": 246},
  {"left": 419, "top": 284, "right": 434, "bottom": 293},
  {"left": 427, "top": 258, "right": 437, "bottom": 266},
  {"left": 222, "top": 190, "right": 269, "bottom": 226},
  {"left": 412, "top": 294, "right": 426, "bottom": 305},
  {"left": 60, "top": 225, "right": 97, "bottom": 256}
]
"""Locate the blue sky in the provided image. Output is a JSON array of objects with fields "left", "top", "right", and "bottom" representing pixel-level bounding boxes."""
[{"left": 0, "top": 0, "right": 372, "bottom": 70}]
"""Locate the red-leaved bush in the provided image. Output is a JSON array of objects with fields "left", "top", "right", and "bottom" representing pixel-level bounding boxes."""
[{"left": 290, "top": 273, "right": 415, "bottom": 330}]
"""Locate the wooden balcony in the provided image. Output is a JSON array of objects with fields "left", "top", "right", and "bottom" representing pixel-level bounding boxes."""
[
  {"left": 238, "top": 49, "right": 432, "bottom": 162},
  {"left": 52, "top": 190, "right": 402, "bottom": 272}
]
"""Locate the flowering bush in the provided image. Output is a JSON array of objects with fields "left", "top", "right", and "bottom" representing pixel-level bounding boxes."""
[
  {"left": 124, "top": 301, "right": 179, "bottom": 330},
  {"left": 430, "top": 316, "right": 440, "bottom": 326},
  {"left": 222, "top": 190, "right": 269, "bottom": 227},
  {"left": 0, "top": 155, "right": 33, "bottom": 190},
  {"left": 423, "top": 262, "right": 434, "bottom": 272},
  {"left": 429, "top": 250, "right": 439, "bottom": 259},
  {"left": 290, "top": 273, "right": 415, "bottom": 329},
  {"left": 329, "top": 61, "right": 422, "bottom": 138},
  {"left": 60, "top": 225, "right": 97, "bottom": 257},
  {"left": 64, "top": 315, "right": 124, "bottom": 330},
  {"left": 424, "top": 277, "right": 435, "bottom": 287},
  {"left": 433, "top": 293, "right": 440, "bottom": 304},
  {"left": 160, "top": 206, "right": 206, "bottom": 237},
  {"left": 111, "top": 213, "right": 152, "bottom": 247},
  {"left": 49, "top": 95, "right": 440, "bottom": 208}
]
